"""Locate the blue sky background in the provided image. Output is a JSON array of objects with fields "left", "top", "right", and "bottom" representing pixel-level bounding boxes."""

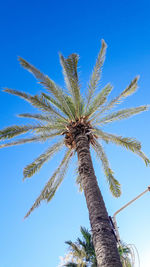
[{"left": 0, "top": 0, "right": 150, "bottom": 266}]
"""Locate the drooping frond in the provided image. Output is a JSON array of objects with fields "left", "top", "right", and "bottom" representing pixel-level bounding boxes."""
[
  {"left": 94, "top": 128, "right": 150, "bottom": 166},
  {"left": 46, "top": 150, "right": 72, "bottom": 203},
  {"left": 94, "top": 128, "right": 141, "bottom": 151},
  {"left": 59, "top": 53, "right": 81, "bottom": 117},
  {"left": 0, "top": 131, "right": 62, "bottom": 148},
  {"left": 92, "top": 76, "right": 140, "bottom": 120},
  {"left": 23, "top": 140, "right": 64, "bottom": 179},
  {"left": 85, "top": 39, "right": 107, "bottom": 109},
  {"left": 92, "top": 140, "right": 121, "bottom": 197},
  {"left": 24, "top": 149, "right": 72, "bottom": 218},
  {"left": 135, "top": 150, "right": 150, "bottom": 166},
  {"left": 85, "top": 83, "right": 113, "bottom": 117},
  {"left": 93, "top": 105, "right": 149, "bottom": 125},
  {"left": 4, "top": 88, "right": 67, "bottom": 121},
  {"left": 0, "top": 124, "right": 41, "bottom": 140},
  {"left": 65, "top": 241, "right": 84, "bottom": 258},
  {"left": 19, "top": 57, "right": 75, "bottom": 120}
]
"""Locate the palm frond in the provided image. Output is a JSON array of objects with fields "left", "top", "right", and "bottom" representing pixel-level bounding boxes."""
[
  {"left": 23, "top": 140, "right": 64, "bottom": 179},
  {"left": 85, "top": 39, "right": 107, "bottom": 109},
  {"left": 85, "top": 83, "right": 113, "bottom": 117},
  {"left": 42, "top": 92, "right": 66, "bottom": 113},
  {"left": 46, "top": 149, "right": 72, "bottom": 202},
  {"left": 94, "top": 128, "right": 141, "bottom": 151},
  {"left": 0, "top": 131, "right": 62, "bottom": 148},
  {"left": 94, "top": 128, "right": 150, "bottom": 166},
  {"left": 65, "top": 241, "right": 83, "bottom": 257},
  {"left": 24, "top": 149, "right": 72, "bottom": 218},
  {"left": 80, "top": 227, "right": 91, "bottom": 246},
  {"left": 34, "top": 123, "right": 66, "bottom": 134},
  {"left": 93, "top": 105, "right": 149, "bottom": 125},
  {"left": 0, "top": 124, "right": 42, "bottom": 140},
  {"left": 59, "top": 53, "right": 81, "bottom": 117},
  {"left": 17, "top": 113, "right": 52, "bottom": 122},
  {"left": 64, "top": 95, "right": 77, "bottom": 117},
  {"left": 92, "top": 140, "right": 121, "bottom": 197},
  {"left": 135, "top": 150, "right": 150, "bottom": 166},
  {"left": 19, "top": 57, "right": 75, "bottom": 120},
  {"left": 4, "top": 88, "right": 67, "bottom": 121},
  {"left": 19, "top": 57, "right": 47, "bottom": 81},
  {"left": 26, "top": 94, "right": 67, "bottom": 120},
  {"left": 92, "top": 76, "right": 139, "bottom": 120},
  {"left": 42, "top": 92, "right": 76, "bottom": 118}
]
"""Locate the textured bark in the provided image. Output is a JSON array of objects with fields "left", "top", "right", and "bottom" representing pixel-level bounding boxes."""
[{"left": 75, "top": 133, "right": 122, "bottom": 267}]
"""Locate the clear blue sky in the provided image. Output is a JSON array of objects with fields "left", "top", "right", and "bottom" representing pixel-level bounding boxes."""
[{"left": 0, "top": 1, "right": 150, "bottom": 266}]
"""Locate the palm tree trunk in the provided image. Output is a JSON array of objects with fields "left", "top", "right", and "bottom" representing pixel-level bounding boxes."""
[{"left": 75, "top": 133, "right": 122, "bottom": 267}]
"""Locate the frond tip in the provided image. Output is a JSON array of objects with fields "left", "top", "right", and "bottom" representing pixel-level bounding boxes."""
[
  {"left": 0, "top": 124, "right": 39, "bottom": 140},
  {"left": 92, "top": 140, "right": 121, "bottom": 197},
  {"left": 24, "top": 149, "right": 72, "bottom": 218},
  {"left": 85, "top": 39, "right": 107, "bottom": 109},
  {"left": 94, "top": 105, "right": 149, "bottom": 125}
]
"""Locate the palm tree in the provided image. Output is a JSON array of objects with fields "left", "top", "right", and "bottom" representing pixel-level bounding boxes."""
[
  {"left": 118, "top": 243, "right": 132, "bottom": 267},
  {"left": 62, "top": 227, "right": 132, "bottom": 267},
  {"left": 0, "top": 40, "right": 149, "bottom": 266},
  {"left": 64, "top": 226, "right": 97, "bottom": 266}
]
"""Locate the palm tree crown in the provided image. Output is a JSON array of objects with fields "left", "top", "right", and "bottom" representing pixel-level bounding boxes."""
[
  {"left": 1, "top": 39, "right": 149, "bottom": 218},
  {"left": 64, "top": 226, "right": 97, "bottom": 266}
]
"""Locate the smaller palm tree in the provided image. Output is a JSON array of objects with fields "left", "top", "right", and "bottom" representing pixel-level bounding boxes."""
[
  {"left": 62, "top": 227, "right": 132, "bottom": 267},
  {"left": 118, "top": 243, "right": 132, "bottom": 267}
]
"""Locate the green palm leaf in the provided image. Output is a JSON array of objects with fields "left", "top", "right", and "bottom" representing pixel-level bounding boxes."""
[
  {"left": 80, "top": 227, "right": 91, "bottom": 246},
  {"left": 93, "top": 105, "right": 149, "bottom": 125},
  {"left": 23, "top": 140, "right": 64, "bottom": 179},
  {"left": 95, "top": 128, "right": 150, "bottom": 166},
  {"left": 85, "top": 39, "right": 107, "bottom": 109},
  {"left": 0, "top": 124, "right": 42, "bottom": 140},
  {"left": 85, "top": 83, "right": 113, "bottom": 117},
  {"left": 94, "top": 128, "right": 141, "bottom": 151},
  {"left": 24, "top": 149, "right": 72, "bottom": 218},
  {"left": 17, "top": 113, "right": 52, "bottom": 122},
  {"left": 0, "top": 131, "right": 62, "bottom": 148},
  {"left": 135, "top": 150, "right": 150, "bottom": 166},
  {"left": 42, "top": 92, "right": 76, "bottom": 118},
  {"left": 19, "top": 57, "right": 75, "bottom": 120},
  {"left": 4, "top": 88, "right": 67, "bottom": 121},
  {"left": 59, "top": 53, "right": 81, "bottom": 117},
  {"left": 92, "top": 76, "right": 139, "bottom": 120},
  {"left": 92, "top": 140, "right": 121, "bottom": 197},
  {"left": 65, "top": 241, "right": 84, "bottom": 258}
]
